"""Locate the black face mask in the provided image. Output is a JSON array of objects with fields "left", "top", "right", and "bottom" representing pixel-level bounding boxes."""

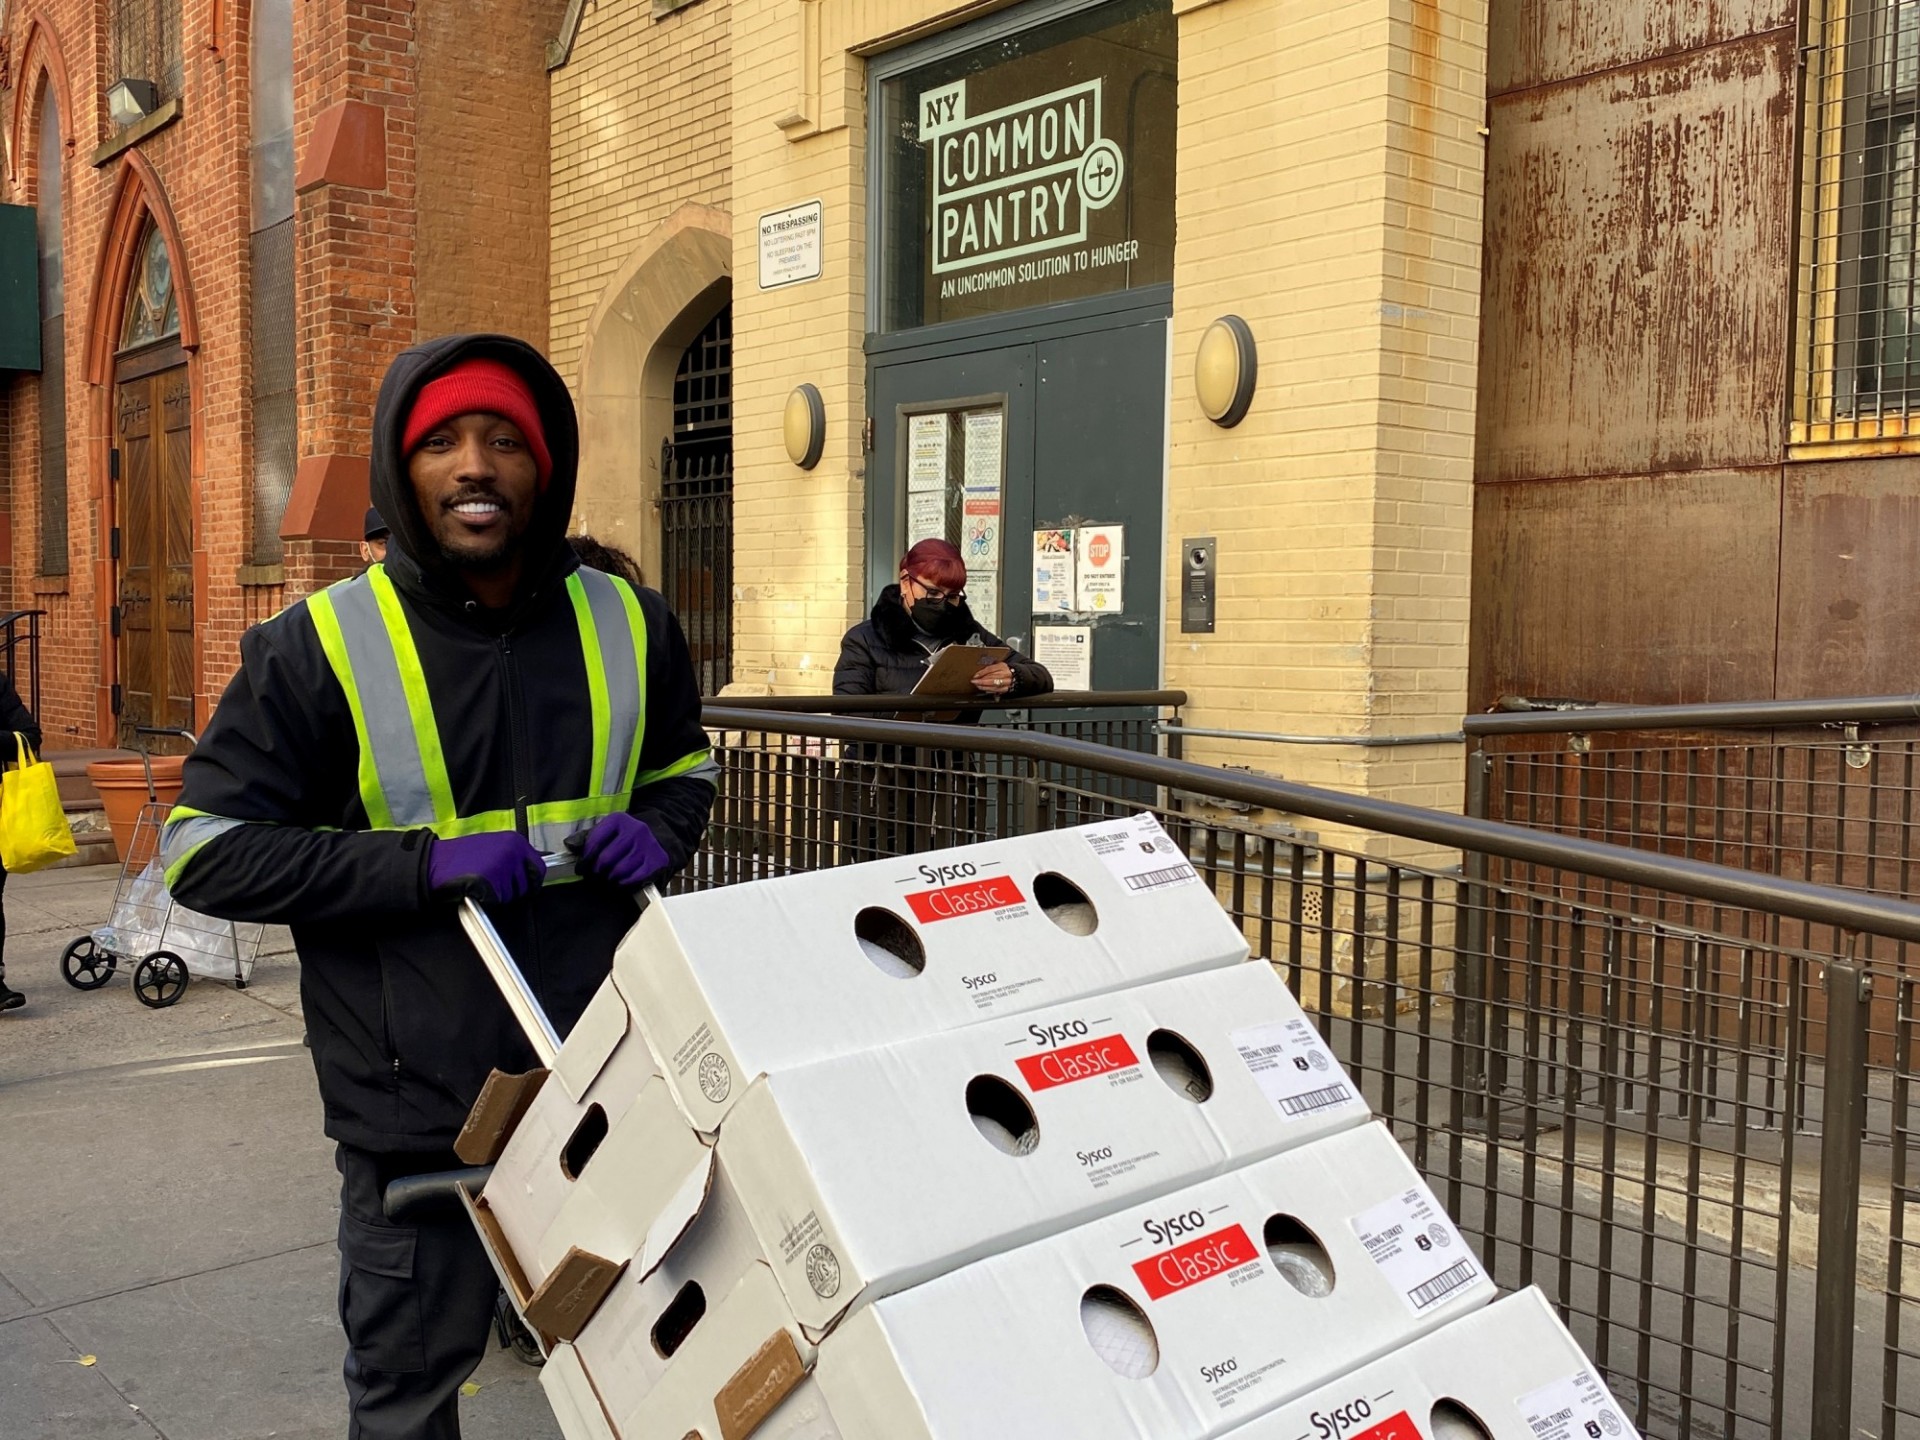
[{"left": 910, "top": 596, "right": 954, "bottom": 633}]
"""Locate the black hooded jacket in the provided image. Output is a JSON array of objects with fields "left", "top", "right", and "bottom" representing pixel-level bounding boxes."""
[
  {"left": 833, "top": 586, "right": 1052, "bottom": 717},
  {"left": 166, "top": 334, "right": 715, "bottom": 1152}
]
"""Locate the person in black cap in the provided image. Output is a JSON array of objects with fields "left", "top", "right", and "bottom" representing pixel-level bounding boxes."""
[{"left": 360, "top": 506, "right": 390, "bottom": 567}]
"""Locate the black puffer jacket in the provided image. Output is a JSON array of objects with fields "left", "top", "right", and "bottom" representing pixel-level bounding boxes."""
[
  {"left": 166, "top": 334, "right": 714, "bottom": 1152},
  {"left": 833, "top": 587, "right": 1052, "bottom": 719}
]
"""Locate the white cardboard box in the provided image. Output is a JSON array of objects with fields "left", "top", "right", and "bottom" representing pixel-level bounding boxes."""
[
  {"left": 1223, "top": 1287, "right": 1641, "bottom": 1440},
  {"left": 806, "top": 1121, "right": 1494, "bottom": 1440},
  {"left": 478, "top": 978, "right": 666, "bottom": 1274},
  {"left": 547, "top": 1258, "right": 838, "bottom": 1440},
  {"left": 616, "top": 814, "right": 1249, "bottom": 1133},
  {"left": 719, "top": 962, "right": 1372, "bottom": 1335}
]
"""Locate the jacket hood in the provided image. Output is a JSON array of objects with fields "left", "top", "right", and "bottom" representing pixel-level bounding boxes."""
[{"left": 370, "top": 333, "right": 580, "bottom": 610}]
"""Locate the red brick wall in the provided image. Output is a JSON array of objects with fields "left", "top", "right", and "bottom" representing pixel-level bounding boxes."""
[{"left": 2, "top": 0, "right": 555, "bottom": 745}]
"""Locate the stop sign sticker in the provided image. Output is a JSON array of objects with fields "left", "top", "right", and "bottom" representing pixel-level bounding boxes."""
[{"left": 1073, "top": 525, "right": 1124, "bottom": 612}]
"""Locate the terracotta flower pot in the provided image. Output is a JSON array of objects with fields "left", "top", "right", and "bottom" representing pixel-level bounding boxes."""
[{"left": 86, "top": 757, "right": 186, "bottom": 865}]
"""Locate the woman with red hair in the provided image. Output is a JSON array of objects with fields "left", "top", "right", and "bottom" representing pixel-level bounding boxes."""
[{"left": 834, "top": 538, "right": 1052, "bottom": 708}]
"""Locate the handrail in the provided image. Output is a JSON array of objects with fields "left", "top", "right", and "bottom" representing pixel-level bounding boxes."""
[
  {"left": 711, "top": 689, "right": 1186, "bottom": 714},
  {"left": 1463, "top": 693, "right": 1920, "bottom": 739},
  {"left": 702, "top": 703, "right": 1920, "bottom": 943}
]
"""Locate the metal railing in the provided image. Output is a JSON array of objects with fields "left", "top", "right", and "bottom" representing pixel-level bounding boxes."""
[
  {"left": 1465, "top": 695, "right": 1920, "bottom": 975},
  {"left": 0, "top": 610, "right": 45, "bottom": 719},
  {"left": 691, "top": 704, "right": 1920, "bottom": 1440}
]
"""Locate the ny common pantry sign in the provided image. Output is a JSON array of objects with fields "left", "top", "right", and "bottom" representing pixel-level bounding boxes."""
[{"left": 875, "top": 0, "right": 1175, "bottom": 332}]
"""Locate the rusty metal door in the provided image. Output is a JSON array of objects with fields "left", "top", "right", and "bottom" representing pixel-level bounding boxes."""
[
  {"left": 113, "top": 360, "right": 194, "bottom": 745},
  {"left": 661, "top": 307, "right": 732, "bottom": 696}
]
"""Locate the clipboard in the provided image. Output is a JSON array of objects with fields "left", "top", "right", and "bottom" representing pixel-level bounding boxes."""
[{"left": 905, "top": 643, "right": 1010, "bottom": 721}]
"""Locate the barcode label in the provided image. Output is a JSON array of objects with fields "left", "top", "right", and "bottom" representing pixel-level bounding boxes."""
[
  {"left": 1083, "top": 814, "right": 1200, "bottom": 892},
  {"left": 1232, "top": 1018, "right": 1362, "bottom": 1124},
  {"left": 1407, "top": 1259, "right": 1478, "bottom": 1311},
  {"left": 1124, "top": 865, "right": 1196, "bottom": 892},
  {"left": 1352, "top": 1187, "right": 1486, "bottom": 1316},
  {"left": 1279, "top": 1083, "right": 1353, "bottom": 1117}
]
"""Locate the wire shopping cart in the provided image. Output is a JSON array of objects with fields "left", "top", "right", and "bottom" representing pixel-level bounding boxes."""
[{"left": 59, "top": 727, "right": 265, "bottom": 1008}]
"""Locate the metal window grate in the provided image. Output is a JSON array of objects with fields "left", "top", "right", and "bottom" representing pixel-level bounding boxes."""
[
  {"left": 113, "top": 0, "right": 183, "bottom": 103},
  {"left": 38, "top": 313, "right": 67, "bottom": 576},
  {"left": 249, "top": 218, "right": 296, "bottom": 567},
  {"left": 663, "top": 307, "right": 734, "bottom": 695},
  {"left": 1799, "top": 0, "right": 1920, "bottom": 443}
]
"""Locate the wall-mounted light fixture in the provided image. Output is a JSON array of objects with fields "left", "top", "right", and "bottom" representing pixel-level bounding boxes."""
[
  {"left": 107, "top": 78, "right": 159, "bottom": 128},
  {"left": 1194, "top": 315, "right": 1257, "bottom": 428},
  {"left": 784, "top": 383, "right": 825, "bottom": 470}
]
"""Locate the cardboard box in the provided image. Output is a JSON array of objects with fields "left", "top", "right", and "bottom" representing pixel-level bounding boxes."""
[
  {"left": 616, "top": 813, "right": 1249, "bottom": 1133},
  {"left": 569, "top": 1162, "right": 769, "bottom": 1428},
  {"left": 808, "top": 1121, "right": 1494, "bottom": 1440},
  {"left": 1223, "top": 1287, "right": 1641, "bottom": 1440},
  {"left": 720, "top": 962, "right": 1372, "bottom": 1335}
]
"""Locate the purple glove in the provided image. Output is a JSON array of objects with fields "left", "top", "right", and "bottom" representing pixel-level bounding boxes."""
[
  {"left": 577, "top": 814, "right": 671, "bottom": 889},
  {"left": 426, "top": 832, "right": 545, "bottom": 905}
]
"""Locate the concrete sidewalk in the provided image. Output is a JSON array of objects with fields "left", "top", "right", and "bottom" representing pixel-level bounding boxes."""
[{"left": 0, "top": 864, "right": 560, "bottom": 1440}]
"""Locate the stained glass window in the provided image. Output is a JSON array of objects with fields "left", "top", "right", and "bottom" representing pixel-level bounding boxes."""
[{"left": 120, "top": 223, "right": 180, "bottom": 350}]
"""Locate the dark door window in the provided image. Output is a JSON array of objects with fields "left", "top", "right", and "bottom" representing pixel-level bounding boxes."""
[{"left": 662, "top": 307, "right": 733, "bottom": 695}]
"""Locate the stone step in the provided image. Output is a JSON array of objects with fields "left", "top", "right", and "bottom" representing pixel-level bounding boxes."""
[{"left": 48, "top": 748, "right": 141, "bottom": 813}]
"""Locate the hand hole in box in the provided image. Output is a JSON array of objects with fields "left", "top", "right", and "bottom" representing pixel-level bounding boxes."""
[
  {"left": 1080, "top": 1284, "right": 1158, "bottom": 1379},
  {"left": 1146, "top": 1028, "right": 1214, "bottom": 1103},
  {"left": 1429, "top": 1401, "right": 1495, "bottom": 1440},
  {"left": 1263, "top": 1213, "right": 1336, "bottom": 1297},
  {"left": 854, "top": 907, "right": 926, "bottom": 978},
  {"left": 966, "top": 1074, "right": 1041, "bottom": 1156},
  {"left": 650, "top": 1280, "right": 707, "bottom": 1359},
  {"left": 1033, "top": 872, "right": 1098, "bottom": 935},
  {"left": 559, "top": 1104, "right": 608, "bottom": 1180}
]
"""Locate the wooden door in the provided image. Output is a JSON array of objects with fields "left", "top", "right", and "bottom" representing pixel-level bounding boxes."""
[{"left": 114, "top": 360, "right": 194, "bottom": 745}]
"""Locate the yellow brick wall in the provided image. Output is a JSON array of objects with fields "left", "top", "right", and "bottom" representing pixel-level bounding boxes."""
[
  {"left": 1164, "top": 0, "right": 1486, "bottom": 826},
  {"left": 549, "top": 0, "right": 734, "bottom": 389},
  {"left": 590, "top": 0, "right": 1489, "bottom": 819}
]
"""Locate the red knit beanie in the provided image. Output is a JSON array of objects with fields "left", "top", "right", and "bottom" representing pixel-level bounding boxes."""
[{"left": 401, "top": 358, "right": 553, "bottom": 486}]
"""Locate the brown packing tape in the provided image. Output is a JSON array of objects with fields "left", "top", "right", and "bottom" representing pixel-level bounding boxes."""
[
  {"left": 715, "top": 1329, "right": 808, "bottom": 1440},
  {"left": 455, "top": 1068, "right": 550, "bottom": 1166},
  {"left": 459, "top": 1184, "right": 560, "bottom": 1355},
  {"left": 526, "top": 1247, "right": 628, "bottom": 1342}
]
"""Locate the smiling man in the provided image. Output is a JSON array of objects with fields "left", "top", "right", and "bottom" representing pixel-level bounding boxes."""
[{"left": 157, "top": 334, "right": 715, "bottom": 1439}]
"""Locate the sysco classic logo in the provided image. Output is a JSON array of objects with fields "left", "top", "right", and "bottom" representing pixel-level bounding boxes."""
[
  {"left": 906, "top": 872, "right": 1025, "bottom": 923},
  {"left": 1131, "top": 1222, "right": 1257, "bottom": 1300},
  {"left": 1312, "top": 1405, "right": 1419, "bottom": 1440},
  {"left": 1015, "top": 1022, "right": 1138, "bottom": 1091},
  {"left": 917, "top": 859, "right": 979, "bottom": 884}
]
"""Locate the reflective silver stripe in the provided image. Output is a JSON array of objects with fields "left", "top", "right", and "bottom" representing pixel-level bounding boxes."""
[
  {"left": 159, "top": 812, "right": 247, "bottom": 874},
  {"left": 680, "top": 757, "right": 721, "bottom": 787},
  {"left": 575, "top": 567, "right": 643, "bottom": 797},
  {"left": 325, "top": 574, "right": 440, "bottom": 827}
]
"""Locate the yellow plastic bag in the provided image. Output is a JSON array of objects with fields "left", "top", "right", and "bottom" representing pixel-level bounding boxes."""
[{"left": 1, "top": 735, "right": 75, "bottom": 874}]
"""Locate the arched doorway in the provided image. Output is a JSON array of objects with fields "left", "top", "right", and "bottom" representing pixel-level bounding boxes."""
[
  {"left": 661, "top": 305, "right": 732, "bottom": 695},
  {"left": 110, "top": 220, "right": 194, "bottom": 745}
]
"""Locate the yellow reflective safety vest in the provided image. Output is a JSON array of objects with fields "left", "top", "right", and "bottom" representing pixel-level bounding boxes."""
[{"left": 303, "top": 562, "right": 654, "bottom": 856}]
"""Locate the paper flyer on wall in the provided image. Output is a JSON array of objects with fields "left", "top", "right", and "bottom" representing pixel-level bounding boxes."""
[
  {"left": 908, "top": 414, "right": 948, "bottom": 493},
  {"left": 1075, "top": 525, "right": 1124, "bottom": 612},
  {"left": 1032, "top": 529, "right": 1075, "bottom": 613},
  {"left": 907, "top": 492, "right": 946, "bottom": 545},
  {"left": 1033, "top": 625, "right": 1091, "bottom": 690}
]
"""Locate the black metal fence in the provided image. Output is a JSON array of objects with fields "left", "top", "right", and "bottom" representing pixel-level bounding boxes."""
[{"left": 692, "top": 704, "right": 1920, "bottom": 1440}]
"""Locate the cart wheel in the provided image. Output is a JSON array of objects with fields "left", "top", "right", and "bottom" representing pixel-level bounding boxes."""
[
  {"left": 133, "top": 952, "right": 189, "bottom": 1008},
  {"left": 61, "top": 936, "right": 118, "bottom": 990}
]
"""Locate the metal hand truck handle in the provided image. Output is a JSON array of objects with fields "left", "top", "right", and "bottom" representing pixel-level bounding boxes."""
[{"left": 458, "top": 880, "right": 664, "bottom": 1068}]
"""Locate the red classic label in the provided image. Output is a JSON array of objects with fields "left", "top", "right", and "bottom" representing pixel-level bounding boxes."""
[
  {"left": 905, "top": 876, "right": 1026, "bottom": 923},
  {"left": 1016, "top": 1034, "right": 1139, "bottom": 1091},
  {"left": 1352, "top": 1415, "right": 1420, "bottom": 1440},
  {"left": 1132, "top": 1225, "right": 1259, "bottom": 1300}
]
